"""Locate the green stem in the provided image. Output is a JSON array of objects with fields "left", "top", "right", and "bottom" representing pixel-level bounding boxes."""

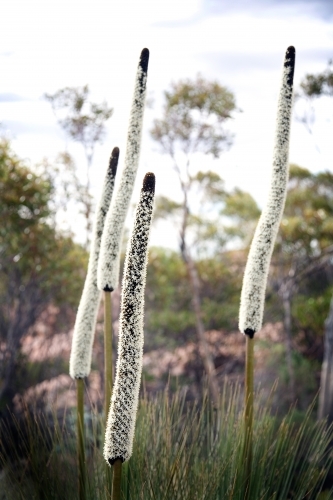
[
  {"left": 126, "top": 462, "right": 131, "bottom": 500},
  {"left": 244, "top": 335, "right": 254, "bottom": 499},
  {"left": 104, "top": 290, "right": 113, "bottom": 496},
  {"left": 111, "top": 459, "right": 123, "bottom": 500},
  {"left": 77, "top": 378, "right": 86, "bottom": 500}
]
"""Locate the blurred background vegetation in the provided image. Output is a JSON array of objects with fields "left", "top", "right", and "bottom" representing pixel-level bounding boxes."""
[{"left": 1, "top": 60, "right": 333, "bottom": 424}]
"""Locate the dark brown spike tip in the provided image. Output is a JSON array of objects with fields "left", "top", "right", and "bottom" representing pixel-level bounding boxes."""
[
  {"left": 284, "top": 46, "right": 295, "bottom": 87},
  {"left": 143, "top": 172, "right": 155, "bottom": 193},
  {"left": 108, "top": 456, "right": 125, "bottom": 466},
  {"left": 244, "top": 328, "right": 255, "bottom": 339},
  {"left": 140, "top": 48, "right": 149, "bottom": 74},
  {"left": 109, "top": 147, "right": 119, "bottom": 177}
]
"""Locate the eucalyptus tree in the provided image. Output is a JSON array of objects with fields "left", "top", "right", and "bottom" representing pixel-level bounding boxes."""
[
  {"left": 296, "top": 59, "right": 333, "bottom": 143},
  {"left": 150, "top": 74, "right": 237, "bottom": 403},
  {"left": 45, "top": 85, "right": 113, "bottom": 247},
  {"left": 272, "top": 165, "right": 333, "bottom": 403},
  {"left": 0, "top": 139, "right": 86, "bottom": 409},
  {"left": 298, "top": 59, "right": 333, "bottom": 98},
  {"left": 226, "top": 163, "right": 333, "bottom": 405},
  {"left": 296, "top": 60, "right": 333, "bottom": 419}
]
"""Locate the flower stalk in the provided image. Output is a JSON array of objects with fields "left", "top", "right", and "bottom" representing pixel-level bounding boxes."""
[
  {"left": 69, "top": 148, "right": 118, "bottom": 500},
  {"left": 104, "top": 173, "right": 155, "bottom": 499},
  {"left": 98, "top": 48, "right": 150, "bottom": 293},
  {"left": 239, "top": 46, "right": 295, "bottom": 337},
  {"left": 239, "top": 46, "right": 296, "bottom": 498},
  {"left": 70, "top": 147, "right": 119, "bottom": 379}
]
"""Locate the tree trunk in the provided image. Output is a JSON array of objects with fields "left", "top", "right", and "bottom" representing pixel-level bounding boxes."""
[
  {"left": 176, "top": 164, "right": 219, "bottom": 406},
  {"left": 185, "top": 251, "right": 220, "bottom": 406},
  {"left": 318, "top": 295, "right": 333, "bottom": 422}
]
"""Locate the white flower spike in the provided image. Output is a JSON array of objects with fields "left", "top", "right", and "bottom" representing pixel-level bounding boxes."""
[
  {"left": 239, "top": 46, "right": 296, "bottom": 337},
  {"left": 69, "top": 148, "right": 119, "bottom": 379},
  {"left": 104, "top": 172, "right": 155, "bottom": 465},
  {"left": 98, "top": 48, "right": 150, "bottom": 292}
]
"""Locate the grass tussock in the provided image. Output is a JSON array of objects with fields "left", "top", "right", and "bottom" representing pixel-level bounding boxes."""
[{"left": 1, "top": 383, "right": 333, "bottom": 500}]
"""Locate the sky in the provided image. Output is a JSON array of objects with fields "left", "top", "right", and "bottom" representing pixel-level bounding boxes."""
[{"left": 1, "top": 0, "right": 332, "bottom": 248}]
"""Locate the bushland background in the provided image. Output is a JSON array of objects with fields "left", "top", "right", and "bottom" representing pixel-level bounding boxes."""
[{"left": 1, "top": 0, "right": 333, "bottom": 423}]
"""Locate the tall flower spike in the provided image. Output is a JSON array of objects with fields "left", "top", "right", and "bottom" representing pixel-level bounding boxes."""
[
  {"left": 104, "top": 172, "right": 155, "bottom": 465},
  {"left": 97, "top": 48, "right": 150, "bottom": 292},
  {"left": 69, "top": 148, "right": 119, "bottom": 379},
  {"left": 239, "top": 46, "right": 296, "bottom": 337}
]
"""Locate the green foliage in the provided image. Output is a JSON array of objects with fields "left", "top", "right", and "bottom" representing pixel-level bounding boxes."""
[
  {"left": 145, "top": 248, "right": 194, "bottom": 349},
  {"left": 150, "top": 76, "right": 234, "bottom": 254},
  {"left": 0, "top": 140, "right": 87, "bottom": 306},
  {"left": 45, "top": 85, "right": 113, "bottom": 247},
  {"left": 38, "top": 151, "right": 93, "bottom": 236},
  {"left": 45, "top": 85, "right": 113, "bottom": 164},
  {"left": 221, "top": 164, "right": 333, "bottom": 260},
  {"left": 0, "top": 139, "right": 87, "bottom": 407},
  {"left": 221, "top": 187, "right": 260, "bottom": 245},
  {"left": 153, "top": 195, "right": 183, "bottom": 220},
  {"left": 293, "top": 288, "right": 333, "bottom": 338},
  {"left": 145, "top": 247, "right": 245, "bottom": 349},
  {"left": 299, "top": 59, "right": 333, "bottom": 98},
  {"left": 278, "top": 164, "right": 333, "bottom": 256},
  {"left": 268, "top": 165, "right": 333, "bottom": 342},
  {"left": 0, "top": 408, "right": 80, "bottom": 499},
  {"left": 1, "top": 387, "right": 332, "bottom": 499},
  {"left": 0, "top": 139, "right": 51, "bottom": 236},
  {"left": 264, "top": 343, "right": 319, "bottom": 412},
  {"left": 198, "top": 255, "right": 242, "bottom": 331},
  {"left": 153, "top": 171, "right": 232, "bottom": 259},
  {"left": 190, "top": 170, "right": 226, "bottom": 201},
  {"left": 151, "top": 74, "right": 236, "bottom": 158},
  {"left": 223, "top": 188, "right": 260, "bottom": 222},
  {"left": 250, "top": 164, "right": 333, "bottom": 328}
]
